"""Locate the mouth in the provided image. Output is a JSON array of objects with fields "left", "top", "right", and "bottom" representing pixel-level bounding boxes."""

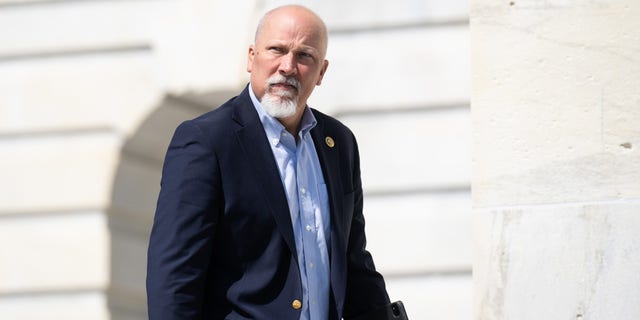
[{"left": 269, "top": 82, "right": 298, "bottom": 92}]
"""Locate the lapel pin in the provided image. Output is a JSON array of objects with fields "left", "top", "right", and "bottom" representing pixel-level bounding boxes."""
[{"left": 325, "top": 136, "right": 335, "bottom": 148}]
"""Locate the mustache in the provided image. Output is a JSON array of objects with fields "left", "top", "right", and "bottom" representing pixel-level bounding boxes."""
[{"left": 266, "top": 75, "right": 300, "bottom": 91}]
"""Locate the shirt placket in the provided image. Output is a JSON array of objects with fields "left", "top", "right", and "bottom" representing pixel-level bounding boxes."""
[
  {"left": 296, "top": 135, "right": 321, "bottom": 317},
  {"left": 280, "top": 131, "right": 311, "bottom": 320}
]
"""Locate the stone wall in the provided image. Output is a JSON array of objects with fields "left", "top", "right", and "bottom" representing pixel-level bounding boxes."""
[{"left": 471, "top": 1, "right": 640, "bottom": 319}]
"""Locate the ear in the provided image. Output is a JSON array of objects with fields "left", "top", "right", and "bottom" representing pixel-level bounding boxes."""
[
  {"left": 316, "top": 60, "right": 329, "bottom": 86},
  {"left": 247, "top": 45, "right": 255, "bottom": 73}
]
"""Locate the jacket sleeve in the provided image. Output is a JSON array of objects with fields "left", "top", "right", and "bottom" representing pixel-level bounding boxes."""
[
  {"left": 146, "top": 120, "right": 222, "bottom": 320},
  {"left": 342, "top": 134, "right": 391, "bottom": 319}
]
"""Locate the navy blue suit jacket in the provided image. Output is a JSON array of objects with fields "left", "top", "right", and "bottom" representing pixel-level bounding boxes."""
[{"left": 146, "top": 86, "right": 389, "bottom": 319}]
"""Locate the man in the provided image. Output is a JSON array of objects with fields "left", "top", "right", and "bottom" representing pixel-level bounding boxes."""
[{"left": 147, "top": 5, "right": 390, "bottom": 320}]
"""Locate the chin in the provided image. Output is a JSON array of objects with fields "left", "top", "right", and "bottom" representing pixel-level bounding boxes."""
[{"left": 262, "top": 94, "right": 299, "bottom": 119}]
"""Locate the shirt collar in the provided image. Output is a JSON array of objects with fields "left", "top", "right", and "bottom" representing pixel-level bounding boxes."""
[{"left": 249, "top": 82, "right": 317, "bottom": 143}]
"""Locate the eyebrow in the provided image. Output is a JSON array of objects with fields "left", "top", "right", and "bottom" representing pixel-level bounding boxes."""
[{"left": 269, "top": 42, "right": 320, "bottom": 53}]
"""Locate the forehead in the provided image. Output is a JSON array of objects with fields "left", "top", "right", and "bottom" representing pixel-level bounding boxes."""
[{"left": 257, "top": 11, "right": 326, "bottom": 50}]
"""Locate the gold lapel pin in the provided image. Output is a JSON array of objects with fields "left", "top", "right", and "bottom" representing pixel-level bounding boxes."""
[{"left": 325, "top": 136, "right": 335, "bottom": 148}]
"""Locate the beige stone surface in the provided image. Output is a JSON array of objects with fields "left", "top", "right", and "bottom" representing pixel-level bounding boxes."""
[
  {"left": 0, "top": 212, "right": 109, "bottom": 292},
  {"left": 0, "top": 132, "right": 120, "bottom": 213},
  {"left": 262, "top": 0, "right": 468, "bottom": 29},
  {"left": 473, "top": 200, "right": 640, "bottom": 320},
  {"left": 386, "top": 274, "right": 472, "bottom": 320},
  {"left": 0, "top": 1, "right": 157, "bottom": 56},
  {"left": 471, "top": 0, "right": 640, "bottom": 207},
  {"left": 152, "top": 0, "right": 254, "bottom": 92},
  {"left": 472, "top": 1, "right": 640, "bottom": 319},
  {"left": 0, "top": 291, "right": 109, "bottom": 320},
  {"left": 0, "top": 0, "right": 251, "bottom": 95},
  {"left": 341, "top": 107, "right": 471, "bottom": 192},
  {"left": 365, "top": 191, "right": 471, "bottom": 273},
  {"left": 0, "top": 52, "right": 160, "bottom": 135},
  {"left": 312, "top": 26, "right": 470, "bottom": 114}
]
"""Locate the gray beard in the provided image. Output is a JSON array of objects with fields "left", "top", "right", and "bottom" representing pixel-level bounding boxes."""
[{"left": 261, "top": 92, "right": 298, "bottom": 119}]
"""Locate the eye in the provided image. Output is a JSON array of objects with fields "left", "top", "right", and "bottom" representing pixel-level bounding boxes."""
[
  {"left": 297, "top": 51, "right": 314, "bottom": 60},
  {"left": 268, "top": 46, "right": 285, "bottom": 54}
]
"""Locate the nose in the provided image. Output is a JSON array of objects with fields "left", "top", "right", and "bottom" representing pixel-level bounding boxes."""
[{"left": 278, "top": 52, "right": 296, "bottom": 76}]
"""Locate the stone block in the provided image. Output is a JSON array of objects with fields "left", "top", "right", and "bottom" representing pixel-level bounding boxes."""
[
  {"left": 0, "top": 291, "right": 108, "bottom": 320},
  {"left": 151, "top": 1, "right": 254, "bottom": 92},
  {"left": 0, "top": 51, "right": 160, "bottom": 135},
  {"left": 473, "top": 200, "right": 640, "bottom": 320},
  {"left": 310, "top": 25, "right": 469, "bottom": 114},
  {"left": 365, "top": 191, "right": 471, "bottom": 273},
  {"left": 0, "top": 1, "right": 155, "bottom": 56},
  {"left": 0, "top": 212, "right": 108, "bottom": 292},
  {"left": 340, "top": 107, "right": 471, "bottom": 192},
  {"left": 0, "top": 133, "right": 119, "bottom": 213},
  {"left": 471, "top": 1, "right": 640, "bottom": 207}
]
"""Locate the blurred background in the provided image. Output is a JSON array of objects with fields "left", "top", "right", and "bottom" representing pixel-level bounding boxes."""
[{"left": 0, "top": 0, "right": 470, "bottom": 319}]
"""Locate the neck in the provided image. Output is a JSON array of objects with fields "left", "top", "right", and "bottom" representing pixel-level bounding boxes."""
[{"left": 277, "top": 109, "right": 304, "bottom": 139}]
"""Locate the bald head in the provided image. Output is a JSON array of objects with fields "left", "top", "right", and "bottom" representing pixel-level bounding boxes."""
[{"left": 254, "top": 5, "right": 328, "bottom": 58}]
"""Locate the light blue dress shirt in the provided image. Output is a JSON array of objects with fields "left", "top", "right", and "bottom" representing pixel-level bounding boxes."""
[{"left": 249, "top": 85, "right": 331, "bottom": 320}]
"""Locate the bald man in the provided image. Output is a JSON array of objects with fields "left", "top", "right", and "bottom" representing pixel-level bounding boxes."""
[{"left": 147, "top": 5, "right": 390, "bottom": 320}]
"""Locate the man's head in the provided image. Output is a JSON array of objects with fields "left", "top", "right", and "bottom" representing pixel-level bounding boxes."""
[{"left": 247, "top": 5, "right": 329, "bottom": 120}]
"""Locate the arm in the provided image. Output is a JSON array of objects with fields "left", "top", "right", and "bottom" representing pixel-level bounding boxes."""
[
  {"left": 342, "top": 135, "right": 391, "bottom": 319},
  {"left": 146, "top": 121, "right": 221, "bottom": 320}
]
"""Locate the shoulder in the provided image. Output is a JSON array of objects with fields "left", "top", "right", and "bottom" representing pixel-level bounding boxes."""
[
  {"left": 169, "top": 90, "right": 250, "bottom": 155},
  {"left": 310, "top": 108, "right": 361, "bottom": 164},
  {"left": 311, "top": 108, "right": 355, "bottom": 140},
  {"left": 189, "top": 95, "right": 238, "bottom": 132},
  {"left": 174, "top": 89, "right": 250, "bottom": 144}
]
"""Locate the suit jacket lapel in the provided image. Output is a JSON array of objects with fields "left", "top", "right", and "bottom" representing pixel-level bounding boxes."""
[{"left": 232, "top": 87, "right": 298, "bottom": 258}]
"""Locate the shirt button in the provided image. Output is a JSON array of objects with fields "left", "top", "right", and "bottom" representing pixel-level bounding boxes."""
[
  {"left": 301, "top": 188, "right": 306, "bottom": 194},
  {"left": 306, "top": 225, "right": 312, "bottom": 231},
  {"left": 309, "top": 262, "right": 314, "bottom": 268},
  {"left": 292, "top": 299, "right": 302, "bottom": 310},
  {"left": 271, "top": 138, "right": 278, "bottom": 145}
]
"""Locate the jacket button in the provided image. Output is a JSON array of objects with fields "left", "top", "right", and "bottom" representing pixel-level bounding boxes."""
[{"left": 292, "top": 299, "right": 302, "bottom": 310}]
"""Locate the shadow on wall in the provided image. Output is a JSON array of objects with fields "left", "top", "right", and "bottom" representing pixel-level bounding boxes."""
[{"left": 106, "top": 89, "right": 239, "bottom": 320}]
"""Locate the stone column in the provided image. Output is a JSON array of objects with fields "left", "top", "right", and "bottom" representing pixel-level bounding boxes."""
[{"left": 471, "top": 1, "right": 640, "bottom": 319}]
